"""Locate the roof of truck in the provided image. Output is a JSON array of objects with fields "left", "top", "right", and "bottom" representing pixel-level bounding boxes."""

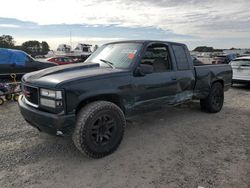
[{"left": 106, "top": 40, "right": 186, "bottom": 46}]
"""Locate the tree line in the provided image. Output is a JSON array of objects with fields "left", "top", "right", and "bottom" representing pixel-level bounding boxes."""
[{"left": 0, "top": 35, "right": 50, "bottom": 56}]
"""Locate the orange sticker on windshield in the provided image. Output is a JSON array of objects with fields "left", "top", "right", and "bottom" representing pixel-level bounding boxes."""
[{"left": 128, "top": 53, "right": 135, "bottom": 59}]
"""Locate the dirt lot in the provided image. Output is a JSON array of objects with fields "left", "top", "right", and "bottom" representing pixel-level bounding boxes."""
[{"left": 0, "top": 85, "right": 249, "bottom": 188}]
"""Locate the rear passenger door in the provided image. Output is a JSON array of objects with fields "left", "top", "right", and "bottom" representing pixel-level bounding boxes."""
[
  {"left": 131, "top": 43, "right": 178, "bottom": 109},
  {"left": 171, "top": 44, "right": 196, "bottom": 102}
]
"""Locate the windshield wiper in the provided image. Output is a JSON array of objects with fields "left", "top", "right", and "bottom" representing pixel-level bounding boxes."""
[{"left": 100, "top": 59, "right": 115, "bottom": 69}]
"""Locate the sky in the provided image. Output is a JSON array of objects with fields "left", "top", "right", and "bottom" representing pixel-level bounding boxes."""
[{"left": 0, "top": 0, "right": 250, "bottom": 50}]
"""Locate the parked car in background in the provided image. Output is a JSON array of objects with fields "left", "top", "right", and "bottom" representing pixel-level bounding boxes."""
[
  {"left": 191, "top": 55, "right": 204, "bottom": 65},
  {"left": 212, "top": 54, "right": 237, "bottom": 64},
  {"left": 238, "top": 54, "right": 250, "bottom": 57},
  {"left": 0, "top": 48, "right": 57, "bottom": 80},
  {"left": 230, "top": 56, "right": 250, "bottom": 84},
  {"left": 47, "top": 56, "right": 79, "bottom": 65}
]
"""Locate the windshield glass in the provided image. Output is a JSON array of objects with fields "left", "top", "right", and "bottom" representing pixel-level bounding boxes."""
[
  {"left": 85, "top": 43, "right": 142, "bottom": 69},
  {"left": 231, "top": 60, "right": 250, "bottom": 66}
]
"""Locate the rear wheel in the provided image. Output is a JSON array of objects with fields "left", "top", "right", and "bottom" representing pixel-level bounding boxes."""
[
  {"left": 200, "top": 82, "right": 224, "bottom": 113},
  {"left": 72, "top": 101, "right": 126, "bottom": 158}
]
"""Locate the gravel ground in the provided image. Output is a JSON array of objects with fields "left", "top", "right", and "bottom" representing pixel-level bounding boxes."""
[{"left": 0, "top": 85, "right": 249, "bottom": 188}]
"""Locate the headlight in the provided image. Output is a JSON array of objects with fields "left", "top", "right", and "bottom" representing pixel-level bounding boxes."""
[
  {"left": 40, "top": 88, "right": 63, "bottom": 109},
  {"left": 40, "top": 89, "right": 62, "bottom": 99},
  {"left": 40, "top": 98, "right": 56, "bottom": 108}
]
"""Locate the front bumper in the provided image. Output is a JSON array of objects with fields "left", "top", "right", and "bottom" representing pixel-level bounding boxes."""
[{"left": 18, "top": 95, "right": 76, "bottom": 135}]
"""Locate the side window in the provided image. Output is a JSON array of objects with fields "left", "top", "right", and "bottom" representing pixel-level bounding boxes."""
[
  {"left": 66, "top": 58, "right": 73, "bottom": 62},
  {"left": 172, "top": 45, "right": 189, "bottom": 70},
  {"left": 82, "top": 47, "right": 89, "bottom": 52},
  {"left": 25, "top": 55, "right": 34, "bottom": 64},
  {"left": 141, "top": 43, "right": 172, "bottom": 72}
]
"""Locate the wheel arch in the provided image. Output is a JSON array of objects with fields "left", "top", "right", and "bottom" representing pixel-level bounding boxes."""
[
  {"left": 212, "top": 79, "right": 224, "bottom": 88},
  {"left": 76, "top": 94, "right": 125, "bottom": 114}
]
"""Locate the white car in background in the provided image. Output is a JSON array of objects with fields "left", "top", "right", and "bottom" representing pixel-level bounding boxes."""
[{"left": 230, "top": 56, "right": 250, "bottom": 84}]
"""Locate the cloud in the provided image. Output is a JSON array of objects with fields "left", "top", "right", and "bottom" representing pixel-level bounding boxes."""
[
  {"left": 0, "top": 0, "right": 249, "bottom": 39},
  {"left": 0, "top": 17, "right": 196, "bottom": 49},
  {"left": 0, "top": 24, "right": 20, "bottom": 28},
  {"left": 0, "top": 0, "right": 250, "bottom": 49}
]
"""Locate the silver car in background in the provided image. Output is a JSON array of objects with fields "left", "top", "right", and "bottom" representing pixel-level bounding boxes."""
[{"left": 230, "top": 56, "right": 250, "bottom": 84}]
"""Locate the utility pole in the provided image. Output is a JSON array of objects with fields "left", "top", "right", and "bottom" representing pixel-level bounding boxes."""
[{"left": 70, "top": 31, "right": 72, "bottom": 49}]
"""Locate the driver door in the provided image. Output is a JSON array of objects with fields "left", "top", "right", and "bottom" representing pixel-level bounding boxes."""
[{"left": 131, "top": 43, "right": 178, "bottom": 110}]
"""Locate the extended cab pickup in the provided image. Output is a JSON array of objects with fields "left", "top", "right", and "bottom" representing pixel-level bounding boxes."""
[{"left": 18, "top": 40, "right": 232, "bottom": 158}]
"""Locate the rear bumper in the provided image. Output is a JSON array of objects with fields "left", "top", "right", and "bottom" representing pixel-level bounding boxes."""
[
  {"left": 232, "top": 79, "right": 250, "bottom": 84},
  {"left": 232, "top": 76, "right": 250, "bottom": 84},
  {"left": 18, "top": 95, "right": 76, "bottom": 135}
]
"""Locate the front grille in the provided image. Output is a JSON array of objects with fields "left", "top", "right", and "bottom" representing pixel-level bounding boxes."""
[{"left": 22, "top": 84, "right": 39, "bottom": 105}]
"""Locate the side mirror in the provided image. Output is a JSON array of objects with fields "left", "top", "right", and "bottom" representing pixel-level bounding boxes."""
[{"left": 134, "top": 64, "right": 153, "bottom": 76}]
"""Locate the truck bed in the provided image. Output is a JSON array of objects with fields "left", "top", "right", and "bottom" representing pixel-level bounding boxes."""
[{"left": 194, "top": 64, "right": 232, "bottom": 98}]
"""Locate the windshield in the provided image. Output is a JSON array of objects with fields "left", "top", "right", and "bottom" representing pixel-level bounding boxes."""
[
  {"left": 85, "top": 43, "right": 142, "bottom": 69},
  {"left": 230, "top": 59, "right": 250, "bottom": 66}
]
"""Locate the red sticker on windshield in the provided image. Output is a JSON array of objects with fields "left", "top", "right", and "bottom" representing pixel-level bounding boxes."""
[{"left": 128, "top": 53, "right": 135, "bottom": 59}]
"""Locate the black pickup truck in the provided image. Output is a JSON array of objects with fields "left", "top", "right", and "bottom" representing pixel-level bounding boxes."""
[{"left": 18, "top": 40, "right": 232, "bottom": 158}]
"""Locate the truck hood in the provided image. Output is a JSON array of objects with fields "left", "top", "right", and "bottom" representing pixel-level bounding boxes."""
[{"left": 23, "top": 63, "right": 128, "bottom": 87}]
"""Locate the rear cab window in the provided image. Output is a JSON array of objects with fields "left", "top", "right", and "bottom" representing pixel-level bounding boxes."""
[{"left": 172, "top": 45, "right": 189, "bottom": 70}]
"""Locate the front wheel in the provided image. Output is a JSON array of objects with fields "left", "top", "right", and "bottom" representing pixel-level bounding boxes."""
[
  {"left": 200, "top": 82, "right": 224, "bottom": 113},
  {"left": 72, "top": 101, "right": 126, "bottom": 158}
]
